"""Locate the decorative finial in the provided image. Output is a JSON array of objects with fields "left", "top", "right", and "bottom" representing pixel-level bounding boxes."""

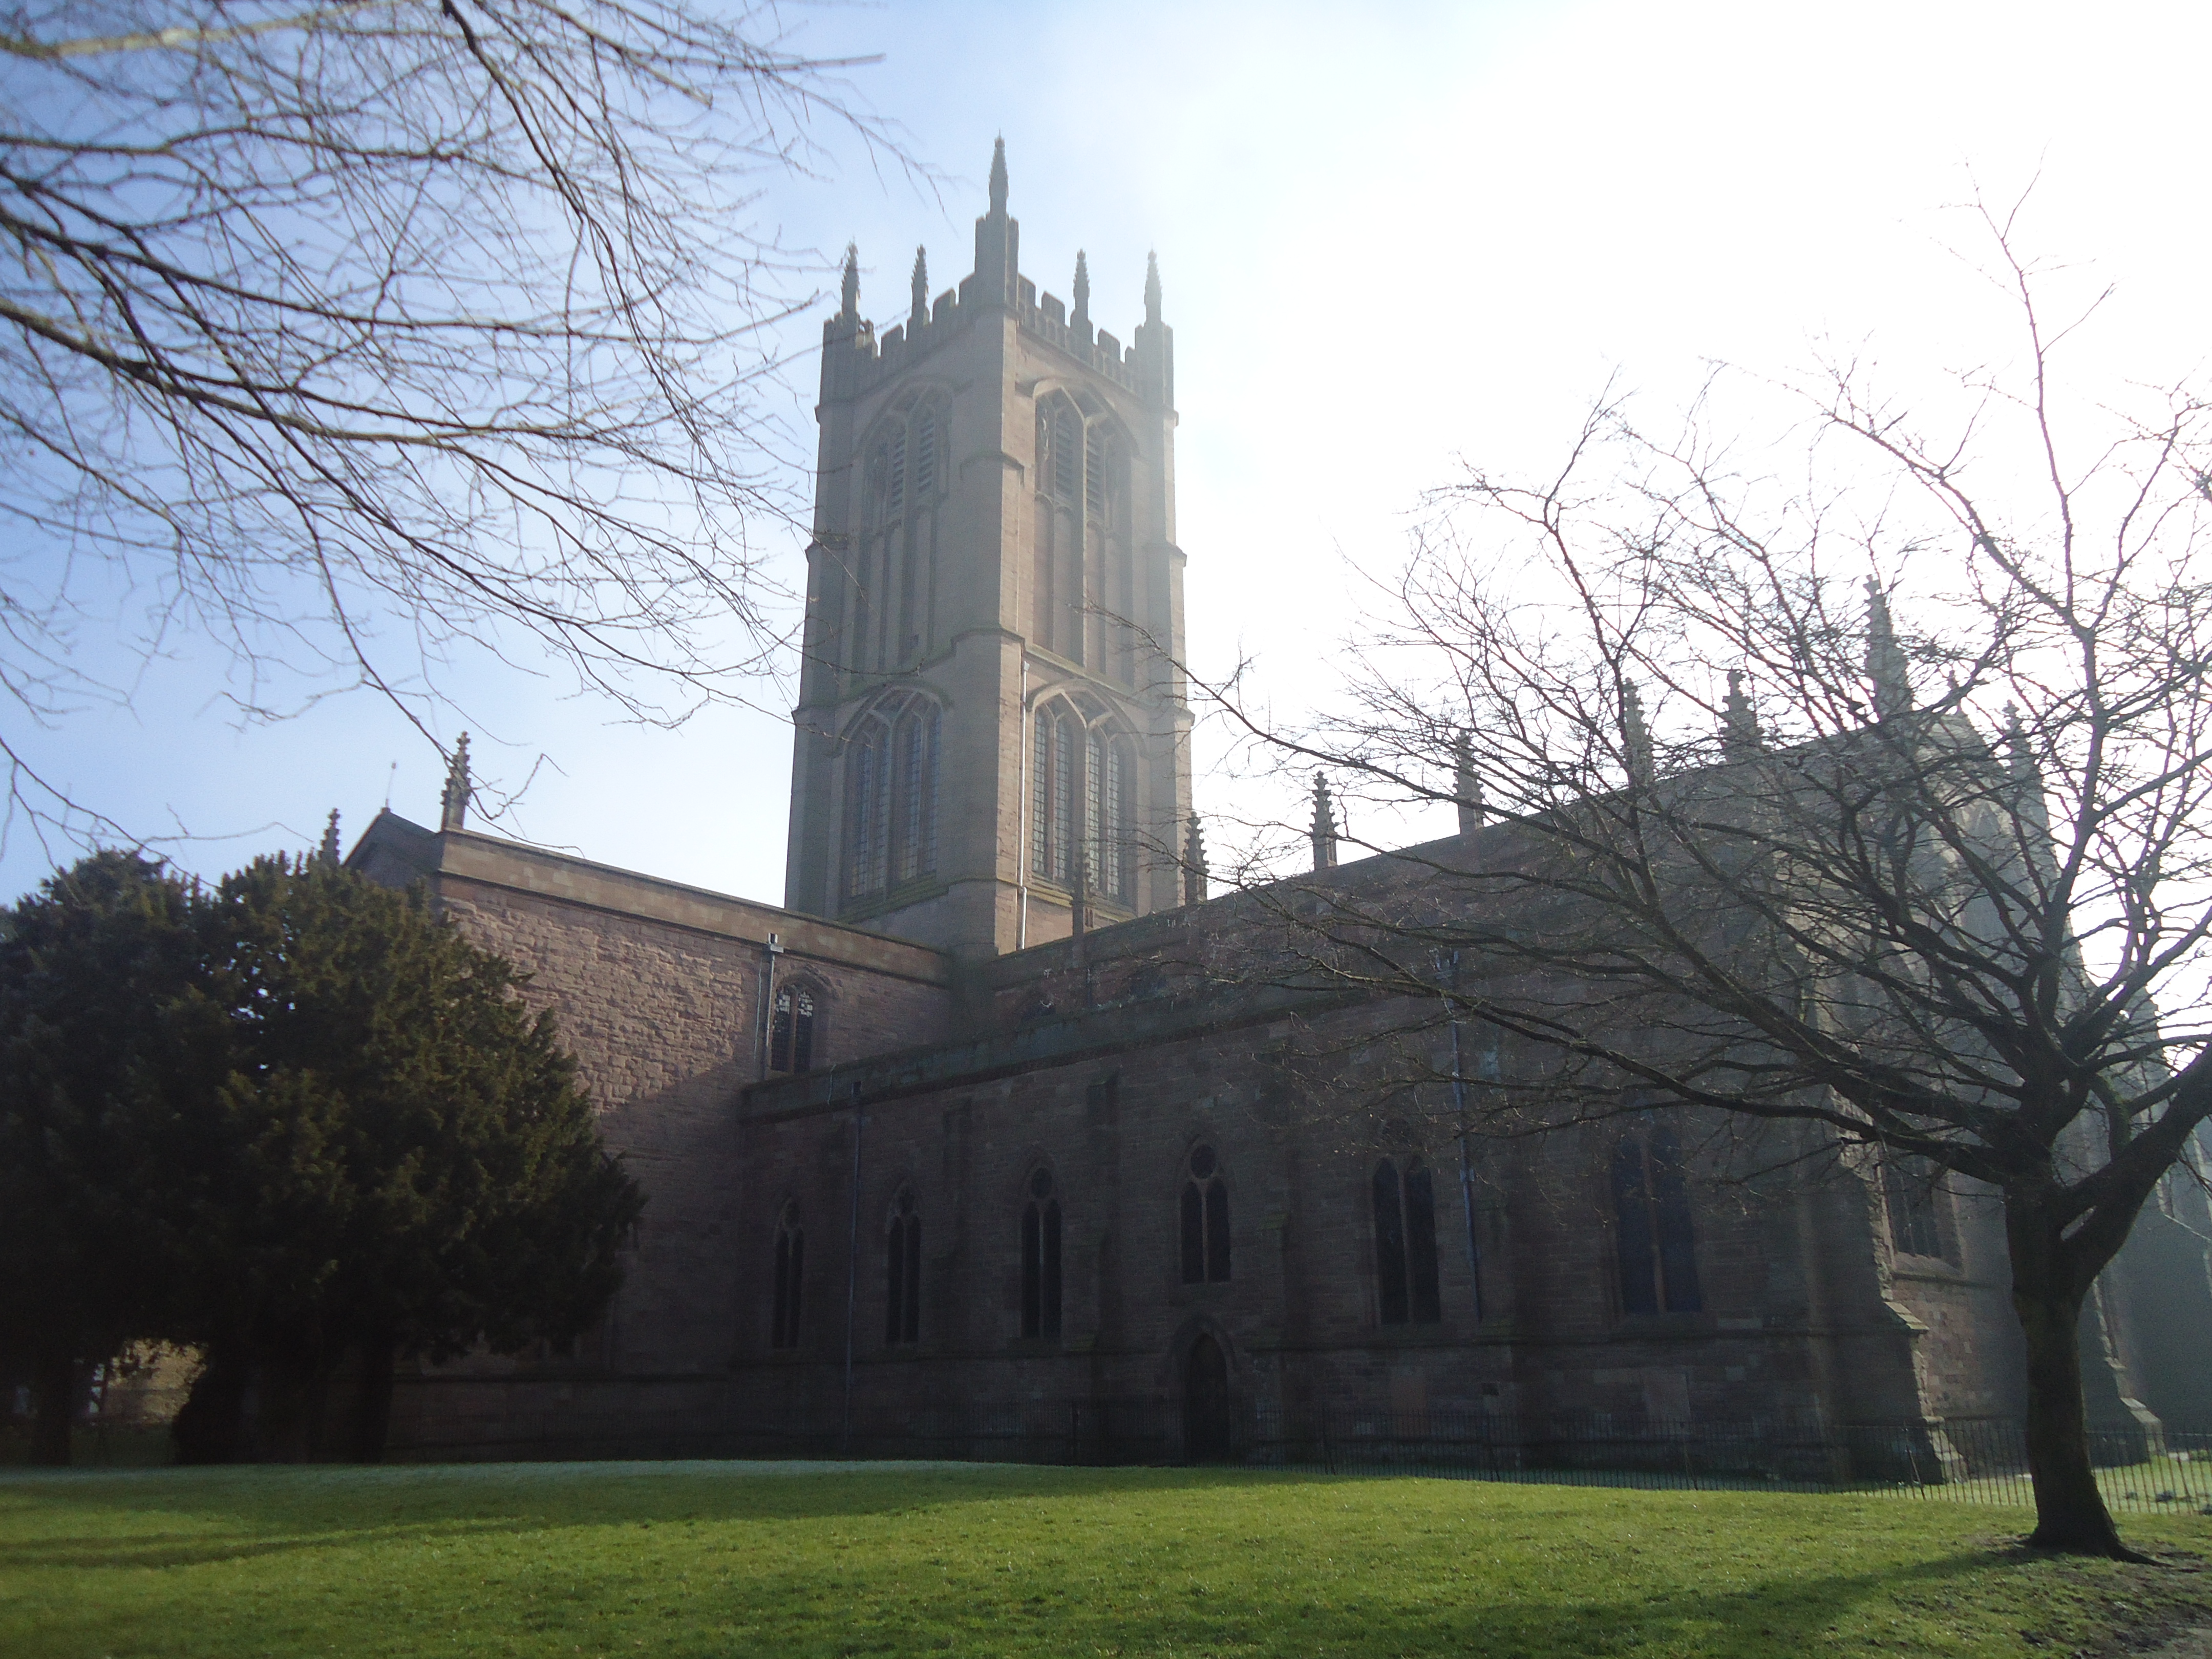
[
  {"left": 1183, "top": 811, "right": 1209, "bottom": 906},
  {"left": 1310, "top": 772, "right": 1339, "bottom": 871},
  {"left": 1866, "top": 578, "right": 1912, "bottom": 722},
  {"left": 1143, "top": 250, "right": 1162, "bottom": 326},
  {"left": 1072, "top": 249, "right": 1091, "bottom": 337},
  {"left": 988, "top": 136, "right": 1009, "bottom": 216},
  {"left": 1452, "top": 730, "right": 1484, "bottom": 836},
  {"left": 839, "top": 243, "right": 859, "bottom": 321},
  {"left": 439, "top": 733, "right": 471, "bottom": 833},
  {"left": 1721, "top": 668, "right": 1761, "bottom": 759},
  {"left": 1622, "top": 683, "right": 1653, "bottom": 786},
  {"left": 318, "top": 809, "right": 342, "bottom": 870},
  {"left": 909, "top": 245, "right": 928, "bottom": 331}
]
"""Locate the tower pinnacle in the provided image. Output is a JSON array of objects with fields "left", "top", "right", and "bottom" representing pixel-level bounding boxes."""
[
  {"left": 839, "top": 243, "right": 859, "bottom": 322},
  {"left": 1072, "top": 249, "right": 1091, "bottom": 339},
  {"left": 1311, "top": 773, "right": 1339, "bottom": 871},
  {"left": 1866, "top": 579, "right": 1912, "bottom": 722},
  {"left": 909, "top": 244, "right": 928, "bottom": 331},
  {"left": 988, "top": 136, "right": 1009, "bottom": 216},
  {"left": 440, "top": 734, "right": 471, "bottom": 833},
  {"left": 1143, "top": 250, "right": 1162, "bottom": 326},
  {"left": 318, "top": 808, "right": 342, "bottom": 870},
  {"left": 1721, "top": 668, "right": 1761, "bottom": 758}
]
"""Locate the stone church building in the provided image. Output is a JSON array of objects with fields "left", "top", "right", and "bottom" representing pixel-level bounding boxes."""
[{"left": 349, "top": 146, "right": 2212, "bottom": 1464}]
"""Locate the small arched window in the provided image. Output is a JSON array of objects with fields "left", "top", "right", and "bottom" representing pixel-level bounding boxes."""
[
  {"left": 885, "top": 1188, "right": 921, "bottom": 1345},
  {"left": 1020, "top": 1167, "right": 1062, "bottom": 1339},
  {"left": 1613, "top": 1122, "right": 1701, "bottom": 1315},
  {"left": 1372, "top": 1157, "right": 1442, "bottom": 1325},
  {"left": 770, "top": 985, "right": 817, "bottom": 1074},
  {"left": 1180, "top": 1143, "right": 1230, "bottom": 1284},
  {"left": 771, "top": 1201, "right": 805, "bottom": 1349}
]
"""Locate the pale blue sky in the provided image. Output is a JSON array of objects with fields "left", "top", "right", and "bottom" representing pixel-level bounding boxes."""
[{"left": 16, "top": 0, "right": 2212, "bottom": 901}]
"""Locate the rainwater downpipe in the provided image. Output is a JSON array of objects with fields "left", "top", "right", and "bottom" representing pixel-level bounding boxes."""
[
  {"left": 1016, "top": 656, "right": 1032, "bottom": 949},
  {"left": 841, "top": 1079, "right": 864, "bottom": 1454}
]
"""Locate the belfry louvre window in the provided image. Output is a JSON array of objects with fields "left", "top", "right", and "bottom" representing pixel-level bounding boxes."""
[
  {"left": 1372, "top": 1157, "right": 1442, "bottom": 1324},
  {"left": 844, "top": 691, "right": 941, "bottom": 906},
  {"left": 1180, "top": 1144, "right": 1230, "bottom": 1284},
  {"left": 1029, "top": 703, "right": 1135, "bottom": 902},
  {"left": 769, "top": 986, "right": 816, "bottom": 1074},
  {"left": 771, "top": 1202, "right": 805, "bottom": 1349},
  {"left": 1612, "top": 1123, "right": 1702, "bottom": 1315},
  {"left": 885, "top": 1188, "right": 921, "bottom": 1345},
  {"left": 1021, "top": 1167, "right": 1062, "bottom": 1339}
]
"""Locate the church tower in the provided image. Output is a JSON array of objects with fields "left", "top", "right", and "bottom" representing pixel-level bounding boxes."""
[{"left": 782, "top": 142, "right": 1193, "bottom": 959}]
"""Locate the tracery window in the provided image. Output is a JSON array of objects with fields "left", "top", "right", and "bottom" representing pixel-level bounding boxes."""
[
  {"left": 1020, "top": 1167, "right": 1062, "bottom": 1339},
  {"left": 1372, "top": 1157, "right": 1442, "bottom": 1325},
  {"left": 1030, "top": 700, "right": 1134, "bottom": 902},
  {"left": 769, "top": 985, "right": 816, "bottom": 1074},
  {"left": 866, "top": 400, "right": 946, "bottom": 529},
  {"left": 844, "top": 690, "right": 942, "bottom": 905},
  {"left": 771, "top": 1201, "right": 805, "bottom": 1349},
  {"left": 884, "top": 1188, "right": 921, "bottom": 1345},
  {"left": 1612, "top": 1122, "right": 1702, "bottom": 1315},
  {"left": 1883, "top": 1153, "right": 1952, "bottom": 1262},
  {"left": 1038, "top": 400, "right": 1081, "bottom": 503},
  {"left": 1179, "top": 1143, "right": 1230, "bottom": 1284}
]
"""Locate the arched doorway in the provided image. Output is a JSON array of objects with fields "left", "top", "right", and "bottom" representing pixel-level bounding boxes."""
[{"left": 1183, "top": 1334, "right": 1233, "bottom": 1463}]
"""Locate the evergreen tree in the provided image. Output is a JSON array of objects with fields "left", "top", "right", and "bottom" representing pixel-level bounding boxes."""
[
  {"left": 170, "top": 857, "right": 642, "bottom": 1461},
  {"left": 0, "top": 853, "right": 208, "bottom": 1463}
]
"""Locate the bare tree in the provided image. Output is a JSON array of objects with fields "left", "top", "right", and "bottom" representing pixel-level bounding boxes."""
[
  {"left": 1, "top": 0, "right": 899, "bottom": 849},
  {"left": 1200, "top": 213, "right": 2212, "bottom": 1557}
]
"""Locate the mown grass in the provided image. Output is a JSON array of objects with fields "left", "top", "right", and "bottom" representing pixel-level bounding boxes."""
[{"left": 3, "top": 1460, "right": 2209, "bottom": 1657}]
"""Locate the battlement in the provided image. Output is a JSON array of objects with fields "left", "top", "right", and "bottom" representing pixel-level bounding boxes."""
[{"left": 821, "top": 270, "right": 1148, "bottom": 401}]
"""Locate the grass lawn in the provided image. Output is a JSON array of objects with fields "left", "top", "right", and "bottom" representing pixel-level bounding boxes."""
[{"left": 3, "top": 1462, "right": 2210, "bottom": 1658}]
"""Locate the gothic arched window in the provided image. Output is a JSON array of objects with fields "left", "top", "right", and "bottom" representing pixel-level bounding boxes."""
[
  {"left": 1372, "top": 1157, "right": 1442, "bottom": 1325},
  {"left": 885, "top": 1187, "right": 921, "bottom": 1345},
  {"left": 844, "top": 691, "right": 942, "bottom": 906},
  {"left": 770, "top": 984, "right": 817, "bottom": 1074},
  {"left": 1613, "top": 1123, "right": 1702, "bottom": 1315},
  {"left": 1180, "top": 1143, "right": 1230, "bottom": 1284},
  {"left": 1020, "top": 1167, "right": 1062, "bottom": 1339},
  {"left": 771, "top": 1201, "right": 805, "bottom": 1349}
]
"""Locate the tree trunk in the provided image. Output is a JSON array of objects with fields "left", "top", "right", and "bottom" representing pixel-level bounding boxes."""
[
  {"left": 171, "top": 1346, "right": 250, "bottom": 1464},
  {"left": 29, "top": 1350, "right": 83, "bottom": 1466},
  {"left": 348, "top": 1330, "right": 397, "bottom": 1464},
  {"left": 2006, "top": 1197, "right": 2137, "bottom": 1557}
]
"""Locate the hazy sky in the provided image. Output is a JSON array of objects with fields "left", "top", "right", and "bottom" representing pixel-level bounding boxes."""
[{"left": 16, "top": 0, "right": 2212, "bottom": 902}]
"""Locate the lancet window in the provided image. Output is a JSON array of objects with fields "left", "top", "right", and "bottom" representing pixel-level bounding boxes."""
[
  {"left": 844, "top": 690, "right": 942, "bottom": 907},
  {"left": 1179, "top": 1143, "right": 1230, "bottom": 1284},
  {"left": 1883, "top": 1153, "right": 1953, "bottom": 1263},
  {"left": 1020, "top": 1167, "right": 1062, "bottom": 1339},
  {"left": 1612, "top": 1122, "right": 1702, "bottom": 1315},
  {"left": 1372, "top": 1157, "right": 1442, "bottom": 1325},
  {"left": 885, "top": 1188, "right": 921, "bottom": 1345},
  {"left": 1029, "top": 700, "right": 1135, "bottom": 903},
  {"left": 769, "top": 984, "right": 817, "bottom": 1074},
  {"left": 771, "top": 1201, "right": 805, "bottom": 1350}
]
